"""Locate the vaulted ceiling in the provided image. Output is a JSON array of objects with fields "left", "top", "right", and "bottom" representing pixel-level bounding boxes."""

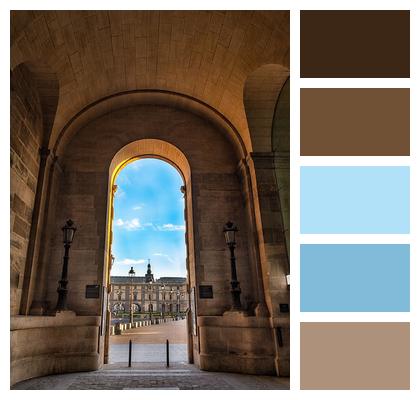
[{"left": 11, "top": 11, "right": 289, "bottom": 151}]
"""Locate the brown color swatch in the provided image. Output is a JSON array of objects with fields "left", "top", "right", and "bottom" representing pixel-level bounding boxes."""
[
  {"left": 300, "top": 88, "right": 410, "bottom": 156},
  {"left": 300, "top": 322, "right": 410, "bottom": 389},
  {"left": 300, "top": 11, "right": 410, "bottom": 78}
]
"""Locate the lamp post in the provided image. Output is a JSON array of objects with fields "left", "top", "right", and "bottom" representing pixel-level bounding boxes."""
[
  {"left": 128, "top": 266, "right": 135, "bottom": 324},
  {"left": 176, "top": 289, "right": 180, "bottom": 318},
  {"left": 169, "top": 289, "right": 174, "bottom": 315},
  {"left": 223, "top": 221, "right": 242, "bottom": 311},
  {"left": 148, "top": 285, "right": 152, "bottom": 321},
  {"left": 161, "top": 285, "right": 165, "bottom": 318},
  {"left": 56, "top": 220, "right": 77, "bottom": 312}
]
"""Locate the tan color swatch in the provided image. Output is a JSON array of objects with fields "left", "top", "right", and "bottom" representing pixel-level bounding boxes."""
[
  {"left": 301, "top": 322, "right": 410, "bottom": 389},
  {"left": 301, "top": 88, "right": 410, "bottom": 156}
]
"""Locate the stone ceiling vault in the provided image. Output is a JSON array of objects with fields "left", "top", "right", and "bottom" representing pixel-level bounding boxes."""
[{"left": 11, "top": 10, "right": 289, "bottom": 152}]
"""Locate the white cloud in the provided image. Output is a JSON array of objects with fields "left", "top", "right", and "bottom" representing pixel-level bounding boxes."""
[
  {"left": 132, "top": 204, "right": 144, "bottom": 210},
  {"left": 114, "top": 218, "right": 143, "bottom": 230},
  {"left": 153, "top": 253, "right": 175, "bottom": 264},
  {"left": 157, "top": 223, "right": 186, "bottom": 231},
  {"left": 115, "top": 258, "right": 147, "bottom": 266},
  {"left": 114, "top": 220, "right": 185, "bottom": 232}
]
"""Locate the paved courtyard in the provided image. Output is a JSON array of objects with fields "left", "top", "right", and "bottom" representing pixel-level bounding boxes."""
[
  {"left": 12, "top": 363, "right": 289, "bottom": 390},
  {"left": 110, "top": 343, "right": 188, "bottom": 363},
  {"left": 109, "top": 318, "right": 188, "bottom": 363},
  {"left": 111, "top": 319, "right": 188, "bottom": 344}
]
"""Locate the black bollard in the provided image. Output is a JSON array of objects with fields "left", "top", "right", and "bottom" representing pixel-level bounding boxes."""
[
  {"left": 128, "top": 339, "right": 132, "bottom": 367},
  {"left": 166, "top": 339, "right": 169, "bottom": 368}
]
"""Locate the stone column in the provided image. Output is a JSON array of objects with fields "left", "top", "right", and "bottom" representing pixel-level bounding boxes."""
[
  {"left": 236, "top": 158, "right": 269, "bottom": 317},
  {"left": 273, "top": 152, "right": 290, "bottom": 261},
  {"left": 19, "top": 148, "right": 56, "bottom": 315},
  {"left": 246, "top": 151, "right": 289, "bottom": 376},
  {"left": 246, "top": 152, "right": 289, "bottom": 314}
]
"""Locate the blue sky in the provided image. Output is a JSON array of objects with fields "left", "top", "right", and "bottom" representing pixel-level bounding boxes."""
[{"left": 111, "top": 158, "right": 186, "bottom": 278}]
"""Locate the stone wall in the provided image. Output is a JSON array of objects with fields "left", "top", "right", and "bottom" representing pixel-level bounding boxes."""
[
  {"left": 10, "top": 65, "right": 43, "bottom": 315},
  {"left": 11, "top": 313, "right": 101, "bottom": 386},
  {"left": 41, "top": 105, "right": 256, "bottom": 318}
]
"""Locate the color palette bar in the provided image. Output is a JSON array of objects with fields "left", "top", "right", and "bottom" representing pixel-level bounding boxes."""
[
  {"left": 301, "top": 244, "right": 410, "bottom": 312},
  {"left": 299, "top": 9, "right": 411, "bottom": 391},
  {"left": 300, "top": 166, "right": 410, "bottom": 234},
  {"left": 300, "top": 323, "right": 410, "bottom": 389}
]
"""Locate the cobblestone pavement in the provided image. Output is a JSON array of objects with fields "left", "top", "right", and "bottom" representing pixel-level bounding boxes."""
[{"left": 12, "top": 363, "right": 289, "bottom": 390}]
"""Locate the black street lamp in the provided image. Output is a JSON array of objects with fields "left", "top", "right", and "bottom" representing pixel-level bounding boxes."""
[
  {"left": 176, "top": 289, "right": 180, "bottom": 318},
  {"left": 223, "top": 221, "right": 242, "bottom": 311},
  {"left": 161, "top": 284, "right": 165, "bottom": 318},
  {"left": 56, "top": 220, "right": 77, "bottom": 312},
  {"left": 128, "top": 266, "right": 135, "bottom": 324},
  {"left": 148, "top": 285, "right": 153, "bottom": 321}
]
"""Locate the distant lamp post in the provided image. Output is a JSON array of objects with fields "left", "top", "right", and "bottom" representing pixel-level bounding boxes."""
[
  {"left": 148, "top": 285, "right": 153, "bottom": 321},
  {"left": 176, "top": 290, "right": 181, "bottom": 319},
  {"left": 223, "top": 221, "right": 242, "bottom": 311},
  {"left": 56, "top": 220, "right": 77, "bottom": 312},
  {"left": 160, "top": 285, "right": 165, "bottom": 317},
  {"left": 128, "top": 266, "right": 135, "bottom": 324}
]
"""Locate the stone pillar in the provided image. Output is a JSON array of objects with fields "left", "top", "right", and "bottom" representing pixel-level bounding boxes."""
[
  {"left": 20, "top": 148, "right": 57, "bottom": 315},
  {"left": 236, "top": 158, "right": 269, "bottom": 317},
  {"left": 103, "top": 284, "right": 112, "bottom": 364},
  {"left": 273, "top": 152, "right": 290, "bottom": 260},
  {"left": 246, "top": 152, "right": 290, "bottom": 376}
]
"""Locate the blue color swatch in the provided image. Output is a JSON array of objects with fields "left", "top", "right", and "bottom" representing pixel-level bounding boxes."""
[
  {"left": 300, "top": 166, "right": 410, "bottom": 233},
  {"left": 300, "top": 244, "right": 410, "bottom": 312}
]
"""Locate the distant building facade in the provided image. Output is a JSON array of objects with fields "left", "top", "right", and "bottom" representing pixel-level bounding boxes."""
[{"left": 110, "top": 261, "right": 188, "bottom": 315}]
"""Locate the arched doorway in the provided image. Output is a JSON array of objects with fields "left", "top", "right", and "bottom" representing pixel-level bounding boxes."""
[
  {"left": 103, "top": 140, "right": 194, "bottom": 365},
  {"left": 106, "top": 155, "right": 189, "bottom": 365}
]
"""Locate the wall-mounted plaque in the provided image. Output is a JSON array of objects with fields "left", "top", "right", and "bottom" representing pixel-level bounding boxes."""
[
  {"left": 86, "top": 284, "right": 101, "bottom": 299},
  {"left": 279, "top": 303, "right": 289, "bottom": 313},
  {"left": 199, "top": 285, "right": 213, "bottom": 299}
]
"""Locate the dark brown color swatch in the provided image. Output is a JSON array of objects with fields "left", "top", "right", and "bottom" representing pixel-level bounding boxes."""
[
  {"left": 300, "top": 11, "right": 410, "bottom": 78},
  {"left": 300, "top": 322, "right": 410, "bottom": 389},
  {"left": 301, "top": 88, "right": 410, "bottom": 156}
]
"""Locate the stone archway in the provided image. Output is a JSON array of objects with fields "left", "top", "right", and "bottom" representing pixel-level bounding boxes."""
[
  {"left": 104, "top": 139, "right": 194, "bottom": 365},
  {"left": 11, "top": 10, "right": 290, "bottom": 388},
  {"left": 14, "top": 98, "right": 278, "bottom": 379}
]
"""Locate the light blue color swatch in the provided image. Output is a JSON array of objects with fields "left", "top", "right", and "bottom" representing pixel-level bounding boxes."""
[
  {"left": 300, "top": 166, "right": 410, "bottom": 233},
  {"left": 300, "top": 244, "right": 410, "bottom": 312}
]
